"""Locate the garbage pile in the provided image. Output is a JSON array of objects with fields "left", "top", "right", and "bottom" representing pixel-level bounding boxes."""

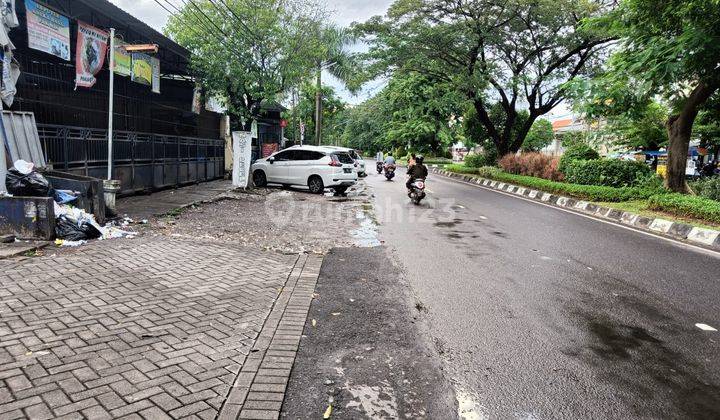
[{"left": 5, "top": 160, "right": 136, "bottom": 245}]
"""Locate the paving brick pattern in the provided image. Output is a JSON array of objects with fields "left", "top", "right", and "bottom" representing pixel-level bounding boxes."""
[
  {"left": 218, "top": 255, "right": 322, "bottom": 420},
  {"left": 0, "top": 237, "right": 298, "bottom": 419}
]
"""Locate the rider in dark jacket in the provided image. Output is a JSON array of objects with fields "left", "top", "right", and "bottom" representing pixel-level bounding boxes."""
[{"left": 406, "top": 155, "right": 428, "bottom": 190}]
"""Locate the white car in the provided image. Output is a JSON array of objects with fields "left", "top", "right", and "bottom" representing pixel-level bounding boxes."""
[
  {"left": 322, "top": 146, "right": 366, "bottom": 176},
  {"left": 251, "top": 145, "right": 358, "bottom": 194}
]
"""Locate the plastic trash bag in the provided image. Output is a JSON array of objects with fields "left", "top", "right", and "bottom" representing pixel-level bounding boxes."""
[
  {"left": 54, "top": 189, "right": 78, "bottom": 204},
  {"left": 55, "top": 215, "right": 102, "bottom": 241},
  {"left": 13, "top": 160, "right": 34, "bottom": 175},
  {"left": 5, "top": 167, "right": 53, "bottom": 197}
]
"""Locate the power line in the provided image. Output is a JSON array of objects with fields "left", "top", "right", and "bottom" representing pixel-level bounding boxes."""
[
  {"left": 180, "top": 0, "right": 232, "bottom": 40},
  {"left": 211, "top": 0, "right": 259, "bottom": 42},
  {"left": 158, "top": 0, "right": 249, "bottom": 63}
]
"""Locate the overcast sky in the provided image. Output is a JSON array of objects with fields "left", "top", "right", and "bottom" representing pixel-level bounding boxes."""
[{"left": 108, "top": 0, "right": 392, "bottom": 104}]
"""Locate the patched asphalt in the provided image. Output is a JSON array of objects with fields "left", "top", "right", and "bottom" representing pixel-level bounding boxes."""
[{"left": 280, "top": 247, "right": 456, "bottom": 419}]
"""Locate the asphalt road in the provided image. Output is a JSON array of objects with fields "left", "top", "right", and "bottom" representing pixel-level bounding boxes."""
[
  {"left": 281, "top": 247, "right": 456, "bottom": 419},
  {"left": 368, "top": 163, "right": 720, "bottom": 419}
]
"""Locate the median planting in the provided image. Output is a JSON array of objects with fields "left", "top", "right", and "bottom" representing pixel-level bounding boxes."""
[{"left": 444, "top": 149, "right": 720, "bottom": 227}]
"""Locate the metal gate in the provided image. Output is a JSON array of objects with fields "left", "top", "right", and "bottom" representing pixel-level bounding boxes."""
[{"left": 37, "top": 124, "right": 225, "bottom": 195}]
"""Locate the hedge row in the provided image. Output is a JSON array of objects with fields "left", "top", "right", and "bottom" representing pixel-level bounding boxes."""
[
  {"left": 647, "top": 194, "right": 720, "bottom": 224},
  {"left": 444, "top": 165, "right": 660, "bottom": 202},
  {"left": 563, "top": 159, "right": 654, "bottom": 188}
]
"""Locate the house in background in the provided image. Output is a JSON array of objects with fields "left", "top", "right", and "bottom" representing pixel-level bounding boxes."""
[{"left": 541, "top": 114, "right": 617, "bottom": 156}]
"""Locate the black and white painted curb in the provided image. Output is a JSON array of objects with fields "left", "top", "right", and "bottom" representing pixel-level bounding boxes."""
[{"left": 430, "top": 167, "right": 720, "bottom": 251}]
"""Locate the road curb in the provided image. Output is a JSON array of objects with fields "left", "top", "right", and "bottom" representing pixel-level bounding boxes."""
[
  {"left": 217, "top": 253, "right": 323, "bottom": 420},
  {"left": 429, "top": 167, "right": 720, "bottom": 252}
]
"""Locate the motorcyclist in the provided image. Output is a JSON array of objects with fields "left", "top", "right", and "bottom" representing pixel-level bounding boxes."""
[
  {"left": 376, "top": 150, "right": 384, "bottom": 162},
  {"left": 384, "top": 154, "right": 396, "bottom": 170},
  {"left": 407, "top": 153, "right": 417, "bottom": 170},
  {"left": 406, "top": 155, "right": 428, "bottom": 191}
]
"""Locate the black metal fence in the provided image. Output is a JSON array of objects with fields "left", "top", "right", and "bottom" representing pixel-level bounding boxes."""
[{"left": 38, "top": 124, "right": 224, "bottom": 195}]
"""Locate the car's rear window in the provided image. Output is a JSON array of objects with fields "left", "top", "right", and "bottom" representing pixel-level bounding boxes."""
[{"left": 333, "top": 153, "right": 355, "bottom": 164}]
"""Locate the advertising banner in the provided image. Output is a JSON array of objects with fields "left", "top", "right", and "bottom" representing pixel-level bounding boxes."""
[
  {"left": 131, "top": 53, "right": 152, "bottom": 85},
  {"left": 74, "top": 22, "right": 108, "bottom": 89},
  {"left": 232, "top": 131, "right": 252, "bottom": 188},
  {"left": 151, "top": 57, "right": 160, "bottom": 93},
  {"left": 24, "top": 0, "right": 70, "bottom": 61},
  {"left": 113, "top": 39, "right": 132, "bottom": 77}
]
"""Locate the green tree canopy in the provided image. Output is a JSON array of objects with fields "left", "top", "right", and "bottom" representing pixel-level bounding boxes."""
[
  {"left": 603, "top": 101, "right": 669, "bottom": 151},
  {"left": 355, "top": 0, "right": 612, "bottom": 155},
  {"left": 287, "top": 84, "right": 347, "bottom": 146},
  {"left": 523, "top": 119, "right": 554, "bottom": 152},
  {"left": 341, "top": 72, "right": 467, "bottom": 155},
  {"left": 165, "top": 0, "right": 320, "bottom": 128},
  {"left": 575, "top": 0, "right": 720, "bottom": 191}
]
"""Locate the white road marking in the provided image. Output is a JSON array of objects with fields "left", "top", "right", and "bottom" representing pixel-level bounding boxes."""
[
  {"left": 432, "top": 175, "right": 720, "bottom": 259},
  {"left": 696, "top": 323, "right": 718, "bottom": 331},
  {"left": 456, "top": 204, "right": 465, "bottom": 209},
  {"left": 478, "top": 216, "right": 488, "bottom": 220}
]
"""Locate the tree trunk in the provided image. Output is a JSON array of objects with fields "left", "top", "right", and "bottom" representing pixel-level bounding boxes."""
[
  {"left": 665, "top": 81, "right": 718, "bottom": 193},
  {"left": 315, "top": 68, "right": 323, "bottom": 146},
  {"left": 510, "top": 115, "right": 538, "bottom": 153}
]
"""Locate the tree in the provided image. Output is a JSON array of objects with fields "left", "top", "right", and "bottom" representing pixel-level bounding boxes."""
[
  {"left": 304, "top": 25, "right": 358, "bottom": 145},
  {"left": 165, "top": 0, "right": 319, "bottom": 129},
  {"left": 383, "top": 73, "right": 466, "bottom": 154},
  {"left": 340, "top": 72, "right": 466, "bottom": 155},
  {"left": 287, "top": 84, "right": 347, "bottom": 145},
  {"left": 355, "top": 0, "right": 612, "bottom": 156},
  {"left": 341, "top": 94, "right": 391, "bottom": 153},
  {"left": 695, "top": 97, "right": 720, "bottom": 158},
  {"left": 523, "top": 119, "right": 554, "bottom": 152},
  {"left": 604, "top": 101, "right": 669, "bottom": 151},
  {"left": 577, "top": 0, "right": 720, "bottom": 192}
]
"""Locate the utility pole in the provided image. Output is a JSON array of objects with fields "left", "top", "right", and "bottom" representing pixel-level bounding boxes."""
[
  {"left": 315, "top": 68, "right": 322, "bottom": 146},
  {"left": 107, "top": 28, "right": 115, "bottom": 180},
  {"left": 291, "top": 88, "right": 296, "bottom": 144}
]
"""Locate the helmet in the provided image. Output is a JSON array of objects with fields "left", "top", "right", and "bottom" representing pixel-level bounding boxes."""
[{"left": 416, "top": 155, "right": 424, "bottom": 164}]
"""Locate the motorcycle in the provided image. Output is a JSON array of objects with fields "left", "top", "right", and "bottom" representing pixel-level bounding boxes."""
[
  {"left": 408, "top": 178, "right": 426, "bottom": 205},
  {"left": 384, "top": 165, "right": 396, "bottom": 181},
  {"left": 376, "top": 161, "right": 384, "bottom": 174}
]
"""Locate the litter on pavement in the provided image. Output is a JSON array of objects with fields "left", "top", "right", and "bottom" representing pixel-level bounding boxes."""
[{"left": 54, "top": 202, "right": 136, "bottom": 244}]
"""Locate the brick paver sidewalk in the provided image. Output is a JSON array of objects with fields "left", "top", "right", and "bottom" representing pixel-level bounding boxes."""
[{"left": 0, "top": 237, "right": 302, "bottom": 419}]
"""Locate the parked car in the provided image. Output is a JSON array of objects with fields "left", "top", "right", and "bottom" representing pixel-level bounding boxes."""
[
  {"left": 321, "top": 146, "right": 366, "bottom": 177},
  {"left": 251, "top": 146, "right": 357, "bottom": 194}
]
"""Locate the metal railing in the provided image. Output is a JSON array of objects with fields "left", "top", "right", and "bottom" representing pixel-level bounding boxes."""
[{"left": 37, "top": 124, "right": 225, "bottom": 195}]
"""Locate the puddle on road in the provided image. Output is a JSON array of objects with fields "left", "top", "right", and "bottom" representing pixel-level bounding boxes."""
[
  {"left": 350, "top": 210, "right": 381, "bottom": 247},
  {"left": 456, "top": 388, "right": 488, "bottom": 420}
]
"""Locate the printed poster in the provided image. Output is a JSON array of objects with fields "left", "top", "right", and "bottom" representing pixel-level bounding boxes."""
[
  {"left": 113, "top": 39, "right": 132, "bottom": 77},
  {"left": 74, "top": 22, "right": 108, "bottom": 89},
  {"left": 24, "top": 0, "right": 70, "bottom": 61},
  {"left": 150, "top": 57, "right": 160, "bottom": 93},
  {"left": 131, "top": 52, "right": 152, "bottom": 85}
]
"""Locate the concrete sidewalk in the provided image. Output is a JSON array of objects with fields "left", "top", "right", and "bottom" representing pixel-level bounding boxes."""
[{"left": 116, "top": 180, "right": 234, "bottom": 220}]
